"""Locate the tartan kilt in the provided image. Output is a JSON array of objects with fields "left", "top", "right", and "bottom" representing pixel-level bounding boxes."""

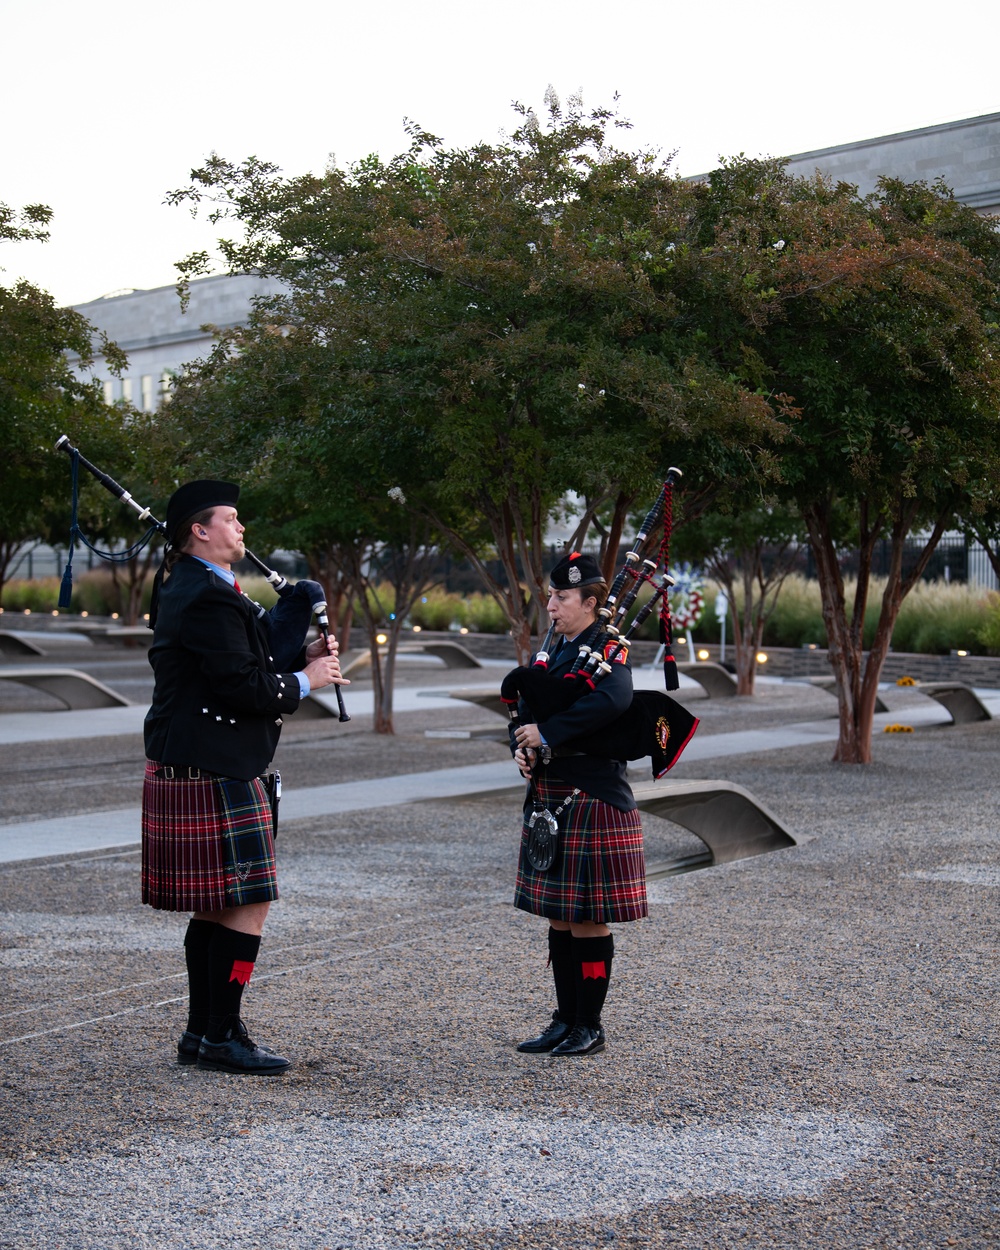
[
  {"left": 141, "top": 760, "right": 278, "bottom": 912},
  {"left": 513, "top": 775, "right": 647, "bottom": 924}
]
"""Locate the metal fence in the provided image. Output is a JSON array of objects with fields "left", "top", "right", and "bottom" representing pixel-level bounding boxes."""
[{"left": 8, "top": 535, "right": 1000, "bottom": 593}]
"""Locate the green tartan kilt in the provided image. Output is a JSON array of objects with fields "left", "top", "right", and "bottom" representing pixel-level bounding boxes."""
[
  {"left": 141, "top": 761, "right": 278, "bottom": 912},
  {"left": 513, "top": 775, "right": 647, "bottom": 924}
]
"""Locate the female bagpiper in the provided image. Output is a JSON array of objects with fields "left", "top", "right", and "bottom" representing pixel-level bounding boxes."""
[{"left": 510, "top": 551, "right": 647, "bottom": 1057}]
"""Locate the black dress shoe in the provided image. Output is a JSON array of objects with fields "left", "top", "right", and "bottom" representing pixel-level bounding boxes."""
[
  {"left": 197, "top": 1019, "right": 291, "bottom": 1075},
  {"left": 550, "top": 1024, "right": 607, "bottom": 1056},
  {"left": 517, "top": 1015, "right": 572, "bottom": 1054},
  {"left": 177, "top": 1031, "right": 203, "bottom": 1065}
]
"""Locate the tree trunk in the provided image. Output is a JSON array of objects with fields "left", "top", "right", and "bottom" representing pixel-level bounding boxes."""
[
  {"left": 706, "top": 540, "right": 795, "bottom": 697},
  {"left": 804, "top": 503, "right": 946, "bottom": 764},
  {"left": 0, "top": 538, "right": 22, "bottom": 609}
]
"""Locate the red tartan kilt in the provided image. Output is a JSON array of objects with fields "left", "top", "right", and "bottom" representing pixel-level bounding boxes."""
[
  {"left": 513, "top": 776, "right": 647, "bottom": 924},
  {"left": 141, "top": 760, "right": 278, "bottom": 912}
]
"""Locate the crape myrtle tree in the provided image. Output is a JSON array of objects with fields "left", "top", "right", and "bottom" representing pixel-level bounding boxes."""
[
  {"left": 958, "top": 454, "right": 1000, "bottom": 583},
  {"left": 695, "top": 161, "right": 1000, "bottom": 762},
  {"left": 0, "top": 200, "right": 128, "bottom": 604},
  {"left": 674, "top": 475, "right": 803, "bottom": 695},
  {"left": 153, "top": 316, "right": 456, "bottom": 733},
  {"left": 167, "top": 92, "right": 779, "bottom": 663}
]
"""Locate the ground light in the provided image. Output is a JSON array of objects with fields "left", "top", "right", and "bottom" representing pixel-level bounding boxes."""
[{"left": 756, "top": 652, "right": 768, "bottom": 665}]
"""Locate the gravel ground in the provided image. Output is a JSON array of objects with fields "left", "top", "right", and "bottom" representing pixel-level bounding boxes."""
[{"left": 0, "top": 654, "right": 997, "bottom": 1249}]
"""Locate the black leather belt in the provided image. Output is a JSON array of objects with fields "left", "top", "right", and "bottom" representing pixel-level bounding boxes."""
[{"left": 156, "top": 765, "right": 207, "bottom": 780}]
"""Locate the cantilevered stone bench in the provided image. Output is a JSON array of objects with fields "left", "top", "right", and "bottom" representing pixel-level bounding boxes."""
[
  {"left": 342, "top": 641, "right": 483, "bottom": 678},
  {"left": 414, "top": 687, "right": 509, "bottom": 741},
  {"left": 0, "top": 667, "right": 131, "bottom": 709},
  {"left": 632, "top": 779, "right": 796, "bottom": 872},
  {"left": 675, "top": 661, "right": 738, "bottom": 698},
  {"left": 93, "top": 626, "right": 154, "bottom": 647},
  {"left": 918, "top": 681, "right": 992, "bottom": 724},
  {"left": 802, "top": 675, "right": 889, "bottom": 714},
  {"left": 292, "top": 694, "right": 340, "bottom": 719},
  {"left": 0, "top": 632, "right": 46, "bottom": 657},
  {"left": 444, "top": 688, "right": 507, "bottom": 717}
]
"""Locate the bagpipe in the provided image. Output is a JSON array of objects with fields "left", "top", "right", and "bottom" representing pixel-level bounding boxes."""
[
  {"left": 53, "top": 435, "right": 350, "bottom": 722},
  {"left": 500, "top": 469, "right": 698, "bottom": 779}
]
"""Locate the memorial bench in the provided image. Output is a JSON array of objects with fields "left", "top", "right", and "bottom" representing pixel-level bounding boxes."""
[
  {"left": 0, "top": 667, "right": 131, "bottom": 709},
  {"left": 419, "top": 687, "right": 510, "bottom": 741},
  {"left": 0, "top": 630, "right": 97, "bottom": 657},
  {"left": 0, "top": 632, "right": 46, "bottom": 657},
  {"left": 800, "top": 676, "right": 889, "bottom": 714},
  {"left": 92, "top": 626, "right": 154, "bottom": 647},
  {"left": 342, "top": 640, "right": 483, "bottom": 678},
  {"left": 632, "top": 779, "right": 797, "bottom": 874},
  {"left": 675, "top": 661, "right": 738, "bottom": 698},
  {"left": 917, "top": 681, "right": 993, "bottom": 724}
]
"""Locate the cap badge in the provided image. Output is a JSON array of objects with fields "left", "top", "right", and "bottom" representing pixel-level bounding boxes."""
[{"left": 568, "top": 565, "right": 581, "bottom": 584}]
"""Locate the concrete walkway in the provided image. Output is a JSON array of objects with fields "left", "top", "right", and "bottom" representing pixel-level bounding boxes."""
[{"left": 3, "top": 679, "right": 997, "bottom": 864}]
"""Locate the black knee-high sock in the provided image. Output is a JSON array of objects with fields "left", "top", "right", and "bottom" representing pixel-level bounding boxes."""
[
  {"left": 548, "top": 927, "right": 575, "bottom": 1024},
  {"left": 204, "top": 927, "right": 262, "bottom": 1042},
  {"left": 183, "top": 918, "right": 220, "bottom": 1036},
  {"left": 572, "top": 934, "right": 615, "bottom": 1028}
]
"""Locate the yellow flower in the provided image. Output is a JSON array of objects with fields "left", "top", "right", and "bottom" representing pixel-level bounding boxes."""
[
  {"left": 883, "top": 723, "right": 914, "bottom": 733},
  {"left": 896, "top": 676, "right": 917, "bottom": 686}
]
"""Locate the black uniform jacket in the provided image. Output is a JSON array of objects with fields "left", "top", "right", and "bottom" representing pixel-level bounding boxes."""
[
  {"left": 144, "top": 555, "right": 305, "bottom": 781},
  {"left": 517, "top": 634, "right": 636, "bottom": 812}
]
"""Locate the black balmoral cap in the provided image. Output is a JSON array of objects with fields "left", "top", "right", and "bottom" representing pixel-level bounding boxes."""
[
  {"left": 549, "top": 550, "right": 605, "bottom": 589},
  {"left": 165, "top": 480, "right": 240, "bottom": 543}
]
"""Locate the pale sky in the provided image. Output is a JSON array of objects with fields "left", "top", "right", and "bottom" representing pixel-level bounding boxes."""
[{"left": 3, "top": 0, "right": 998, "bottom": 309}]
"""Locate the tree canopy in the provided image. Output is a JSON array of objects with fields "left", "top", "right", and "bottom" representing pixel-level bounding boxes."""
[
  {"left": 1, "top": 200, "right": 128, "bottom": 602},
  {"left": 157, "top": 104, "right": 1000, "bottom": 759},
  {"left": 692, "top": 162, "right": 1000, "bottom": 759},
  {"left": 167, "top": 94, "right": 780, "bottom": 662}
]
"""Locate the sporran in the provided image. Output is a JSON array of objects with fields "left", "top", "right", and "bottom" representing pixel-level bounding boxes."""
[
  {"left": 526, "top": 806, "right": 560, "bottom": 871},
  {"left": 524, "top": 788, "right": 581, "bottom": 872}
]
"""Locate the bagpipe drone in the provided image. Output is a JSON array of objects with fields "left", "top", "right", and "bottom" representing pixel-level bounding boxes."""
[
  {"left": 53, "top": 435, "right": 350, "bottom": 722},
  {"left": 500, "top": 469, "right": 698, "bottom": 779}
]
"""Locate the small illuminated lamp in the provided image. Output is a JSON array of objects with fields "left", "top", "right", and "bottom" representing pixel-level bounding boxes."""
[
  {"left": 52, "top": 609, "right": 59, "bottom": 616},
  {"left": 376, "top": 632, "right": 388, "bottom": 645},
  {"left": 24, "top": 608, "right": 31, "bottom": 615},
  {"left": 697, "top": 648, "right": 710, "bottom": 661},
  {"left": 956, "top": 649, "right": 968, "bottom": 657},
  {"left": 677, "top": 635, "right": 686, "bottom": 645},
  {"left": 756, "top": 651, "right": 768, "bottom": 665},
  {"left": 111, "top": 612, "right": 119, "bottom": 620},
  {"left": 143, "top": 613, "right": 150, "bottom": 622},
  {"left": 807, "top": 643, "right": 817, "bottom": 650},
  {"left": 81, "top": 610, "right": 89, "bottom": 618},
  {"left": 459, "top": 626, "right": 469, "bottom": 635},
  {"left": 412, "top": 624, "right": 422, "bottom": 633}
]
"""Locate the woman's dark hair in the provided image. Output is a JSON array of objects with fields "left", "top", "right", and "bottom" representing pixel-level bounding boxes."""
[
  {"left": 164, "top": 507, "right": 218, "bottom": 573},
  {"left": 579, "top": 582, "right": 609, "bottom": 614}
]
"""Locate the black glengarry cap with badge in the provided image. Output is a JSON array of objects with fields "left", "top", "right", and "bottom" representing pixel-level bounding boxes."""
[{"left": 549, "top": 550, "right": 605, "bottom": 589}]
